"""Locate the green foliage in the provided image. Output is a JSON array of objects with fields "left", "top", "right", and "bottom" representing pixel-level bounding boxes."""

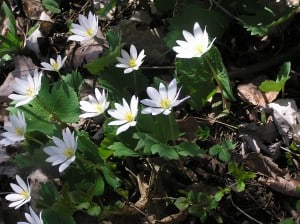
[
  {"left": 259, "top": 62, "right": 291, "bottom": 93},
  {"left": 62, "top": 70, "right": 84, "bottom": 95},
  {"left": 209, "top": 140, "right": 236, "bottom": 163},
  {"left": 38, "top": 182, "right": 61, "bottom": 208},
  {"left": 0, "top": 2, "right": 23, "bottom": 57},
  {"left": 228, "top": 162, "right": 256, "bottom": 192},
  {"left": 109, "top": 142, "right": 139, "bottom": 157},
  {"left": 174, "top": 189, "right": 228, "bottom": 223},
  {"left": 175, "top": 46, "right": 235, "bottom": 111},
  {"left": 43, "top": 207, "right": 76, "bottom": 224},
  {"left": 42, "top": 0, "right": 61, "bottom": 14},
  {"left": 9, "top": 77, "right": 80, "bottom": 135},
  {"left": 197, "top": 125, "right": 210, "bottom": 141},
  {"left": 280, "top": 219, "right": 296, "bottom": 224},
  {"left": 220, "top": 0, "right": 296, "bottom": 36},
  {"left": 134, "top": 132, "right": 179, "bottom": 159},
  {"left": 85, "top": 44, "right": 123, "bottom": 75}
]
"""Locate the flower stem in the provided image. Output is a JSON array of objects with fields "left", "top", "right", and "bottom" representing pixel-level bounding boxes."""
[
  {"left": 203, "top": 56, "right": 228, "bottom": 110},
  {"left": 25, "top": 134, "right": 44, "bottom": 145},
  {"left": 133, "top": 71, "right": 138, "bottom": 94},
  {"left": 168, "top": 113, "right": 176, "bottom": 145}
]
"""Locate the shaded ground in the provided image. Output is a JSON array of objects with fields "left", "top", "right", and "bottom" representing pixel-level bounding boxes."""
[{"left": 1, "top": 0, "right": 300, "bottom": 223}]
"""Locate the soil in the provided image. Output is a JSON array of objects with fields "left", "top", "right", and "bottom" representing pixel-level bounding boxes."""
[{"left": 1, "top": 0, "right": 300, "bottom": 224}]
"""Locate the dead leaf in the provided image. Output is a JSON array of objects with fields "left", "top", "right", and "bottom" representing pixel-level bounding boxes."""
[
  {"left": 23, "top": 0, "right": 44, "bottom": 20},
  {"left": 237, "top": 82, "right": 278, "bottom": 107},
  {"left": 177, "top": 116, "right": 199, "bottom": 141}
]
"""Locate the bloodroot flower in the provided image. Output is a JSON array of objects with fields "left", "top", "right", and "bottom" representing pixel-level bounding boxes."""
[
  {"left": 8, "top": 69, "right": 42, "bottom": 107},
  {"left": 5, "top": 175, "right": 31, "bottom": 209},
  {"left": 79, "top": 88, "right": 110, "bottom": 118},
  {"left": 41, "top": 55, "right": 67, "bottom": 72},
  {"left": 107, "top": 95, "right": 139, "bottom": 135},
  {"left": 173, "top": 22, "right": 215, "bottom": 58},
  {"left": 17, "top": 206, "right": 43, "bottom": 224},
  {"left": 0, "top": 111, "right": 26, "bottom": 146},
  {"left": 115, "top": 44, "right": 146, "bottom": 74},
  {"left": 68, "top": 11, "right": 98, "bottom": 42},
  {"left": 43, "top": 128, "right": 77, "bottom": 173},
  {"left": 141, "top": 78, "right": 190, "bottom": 115}
]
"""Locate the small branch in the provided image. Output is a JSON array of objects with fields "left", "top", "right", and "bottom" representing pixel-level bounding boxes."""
[{"left": 230, "top": 197, "right": 264, "bottom": 224}]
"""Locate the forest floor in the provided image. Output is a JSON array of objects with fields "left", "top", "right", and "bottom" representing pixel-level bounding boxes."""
[{"left": 1, "top": 0, "right": 300, "bottom": 223}]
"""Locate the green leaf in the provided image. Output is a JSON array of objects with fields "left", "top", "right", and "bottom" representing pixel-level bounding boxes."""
[
  {"left": 93, "top": 176, "right": 105, "bottom": 197},
  {"left": 109, "top": 142, "right": 139, "bottom": 157},
  {"left": 151, "top": 143, "right": 179, "bottom": 160},
  {"left": 100, "top": 165, "right": 121, "bottom": 189},
  {"left": 236, "top": 180, "right": 245, "bottom": 192},
  {"left": 87, "top": 205, "right": 101, "bottom": 216},
  {"left": 280, "top": 219, "right": 296, "bottom": 224},
  {"left": 214, "top": 191, "right": 224, "bottom": 202},
  {"left": 218, "top": 148, "right": 231, "bottom": 162},
  {"left": 69, "top": 190, "right": 89, "bottom": 204},
  {"left": 77, "top": 131, "right": 104, "bottom": 164},
  {"left": 209, "top": 145, "right": 221, "bottom": 156},
  {"left": 174, "top": 197, "right": 190, "bottom": 211},
  {"left": 85, "top": 45, "right": 123, "bottom": 75},
  {"left": 62, "top": 70, "right": 84, "bottom": 94},
  {"left": 176, "top": 141, "right": 204, "bottom": 157},
  {"left": 259, "top": 62, "right": 291, "bottom": 93},
  {"left": 1, "top": 2, "right": 17, "bottom": 35},
  {"left": 175, "top": 57, "right": 216, "bottom": 111},
  {"left": 42, "top": 0, "right": 61, "bottom": 13},
  {"left": 10, "top": 78, "right": 80, "bottom": 135},
  {"left": 37, "top": 182, "right": 60, "bottom": 207},
  {"left": 43, "top": 207, "right": 75, "bottom": 224}
]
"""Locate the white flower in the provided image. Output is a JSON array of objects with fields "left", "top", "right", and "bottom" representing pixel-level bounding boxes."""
[
  {"left": 8, "top": 69, "right": 42, "bottom": 107},
  {"left": 43, "top": 128, "right": 77, "bottom": 173},
  {"left": 141, "top": 78, "right": 190, "bottom": 115},
  {"left": 68, "top": 11, "right": 98, "bottom": 42},
  {"left": 173, "top": 22, "right": 215, "bottom": 58},
  {"left": 0, "top": 111, "right": 26, "bottom": 146},
  {"left": 41, "top": 55, "right": 67, "bottom": 72},
  {"left": 79, "top": 88, "right": 110, "bottom": 118},
  {"left": 5, "top": 175, "right": 31, "bottom": 209},
  {"left": 107, "top": 95, "right": 139, "bottom": 135},
  {"left": 115, "top": 44, "right": 146, "bottom": 74},
  {"left": 17, "top": 206, "right": 43, "bottom": 224}
]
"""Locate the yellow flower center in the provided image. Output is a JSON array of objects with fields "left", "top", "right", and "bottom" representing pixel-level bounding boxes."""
[
  {"left": 194, "top": 43, "right": 205, "bottom": 55},
  {"left": 85, "top": 28, "right": 94, "bottom": 37},
  {"left": 125, "top": 112, "right": 135, "bottom": 122},
  {"left": 160, "top": 98, "right": 171, "bottom": 109},
  {"left": 52, "top": 62, "right": 60, "bottom": 71},
  {"left": 26, "top": 87, "right": 34, "bottom": 96},
  {"left": 20, "top": 190, "right": 30, "bottom": 199},
  {"left": 64, "top": 148, "right": 74, "bottom": 158},
  {"left": 128, "top": 58, "right": 137, "bottom": 68},
  {"left": 15, "top": 127, "right": 24, "bottom": 136},
  {"left": 95, "top": 104, "right": 103, "bottom": 113}
]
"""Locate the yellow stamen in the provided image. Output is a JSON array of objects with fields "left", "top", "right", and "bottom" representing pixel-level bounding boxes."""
[
  {"left": 52, "top": 62, "right": 60, "bottom": 71},
  {"left": 125, "top": 112, "right": 134, "bottom": 122},
  {"left": 95, "top": 104, "right": 103, "bottom": 113},
  {"left": 64, "top": 148, "right": 74, "bottom": 158},
  {"left": 15, "top": 128, "right": 24, "bottom": 136},
  {"left": 26, "top": 87, "right": 34, "bottom": 96},
  {"left": 194, "top": 43, "right": 205, "bottom": 55},
  {"left": 128, "top": 58, "right": 137, "bottom": 68},
  {"left": 85, "top": 28, "right": 94, "bottom": 37},
  {"left": 160, "top": 98, "right": 171, "bottom": 109},
  {"left": 20, "top": 191, "right": 30, "bottom": 199}
]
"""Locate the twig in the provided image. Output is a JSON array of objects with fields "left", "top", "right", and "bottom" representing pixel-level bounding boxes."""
[
  {"left": 230, "top": 197, "right": 264, "bottom": 224},
  {"left": 196, "top": 117, "right": 238, "bottom": 130},
  {"left": 126, "top": 202, "right": 154, "bottom": 224}
]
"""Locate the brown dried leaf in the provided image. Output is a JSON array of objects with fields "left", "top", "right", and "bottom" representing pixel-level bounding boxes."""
[{"left": 237, "top": 82, "right": 278, "bottom": 106}]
